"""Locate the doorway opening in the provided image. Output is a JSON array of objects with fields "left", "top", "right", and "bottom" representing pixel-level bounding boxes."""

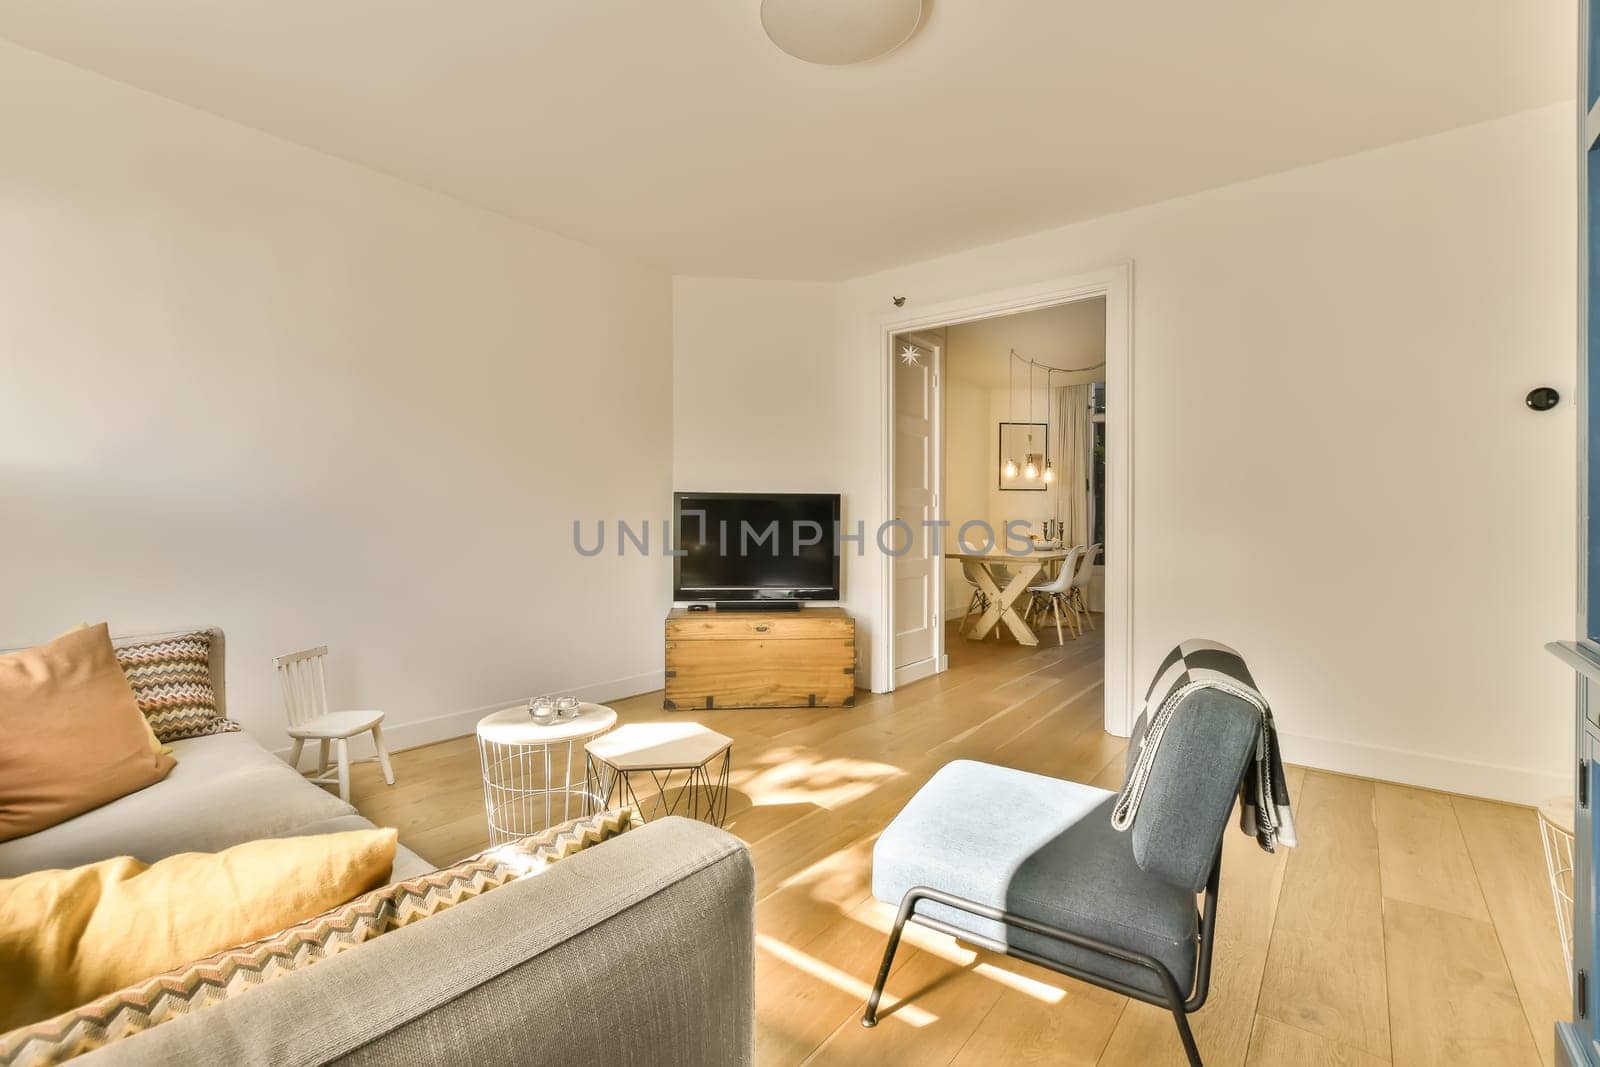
[{"left": 878, "top": 265, "right": 1134, "bottom": 736}]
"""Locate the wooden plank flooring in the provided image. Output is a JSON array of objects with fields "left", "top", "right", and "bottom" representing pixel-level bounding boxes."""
[
  {"left": 1257, "top": 771, "right": 1391, "bottom": 1057},
  {"left": 346, "top": 622, "right": 1569, "bottom": 1065}
]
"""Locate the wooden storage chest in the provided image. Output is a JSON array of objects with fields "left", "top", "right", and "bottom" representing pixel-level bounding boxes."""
[{"left": 664, "top": 607, "right": 857, "bottom": 710}]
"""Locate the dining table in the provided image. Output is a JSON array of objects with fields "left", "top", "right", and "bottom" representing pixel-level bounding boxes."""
[{"left": 948, "top": 547, "right": 1070, "bottom": 646}]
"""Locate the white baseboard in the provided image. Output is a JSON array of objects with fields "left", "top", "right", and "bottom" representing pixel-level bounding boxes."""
[
  {"left": 895, "top": 658, "right": 941, "bottom": 687},
  {"left": 269, "top": 669, "right": 665, "bottom": 763},
  {"left": 1278, "top": 730, "right": 1566, "bottom": 807}
]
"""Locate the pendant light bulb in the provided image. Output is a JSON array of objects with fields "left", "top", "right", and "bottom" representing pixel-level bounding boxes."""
[
  {"left": 1024, "top": 459, "right": 1038, "bottom": 480},
  {"left": 1042, "top": 461, "right": 1055, "bottom": 484},
  {"left": 1004, "top": 458, "right": 1019, "bottom": 479}
]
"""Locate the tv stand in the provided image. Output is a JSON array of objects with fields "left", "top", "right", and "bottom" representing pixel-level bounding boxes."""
[
  {"left": 664, "top": 607, "right": 856, "bottom": 710},
  {"left": 713, "top": 601, "right": 803, "bottom": 612}
]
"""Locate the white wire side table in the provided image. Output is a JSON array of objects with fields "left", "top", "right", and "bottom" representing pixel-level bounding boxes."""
[
  {"left": 1538, "top": 794, "right": 1577, "bottom": 980},
  {"left": 476, "top": 702, "right": 617, "bottom": 845},
  {"left": 585, "top": 722, "right": 733, "bottom": 827}
]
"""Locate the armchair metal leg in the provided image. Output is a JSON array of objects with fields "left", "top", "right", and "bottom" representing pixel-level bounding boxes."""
[
  {"left": 861, "top": 885, "right": 1209, "bottom": 1065},
  {"left": 1170, "top": 1000, "right": 1201, "bottom": 1066},
  {"left": 861, "top": 892, "right": 917, "bottom": 1027}
]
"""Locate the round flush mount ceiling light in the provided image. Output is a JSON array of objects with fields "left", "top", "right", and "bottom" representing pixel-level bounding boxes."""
[{"left": 761, "top": 0, "right": 924, "bottom": 65}]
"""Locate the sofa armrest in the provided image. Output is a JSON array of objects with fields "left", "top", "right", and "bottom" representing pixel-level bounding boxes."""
[{"left": 82, "top": 818, "right": 755, "bottom": 1066}]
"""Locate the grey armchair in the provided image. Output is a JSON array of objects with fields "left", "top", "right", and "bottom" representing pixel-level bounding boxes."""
[{"left": 861, "top": 687, "right": 1260, "bottom": 1067}]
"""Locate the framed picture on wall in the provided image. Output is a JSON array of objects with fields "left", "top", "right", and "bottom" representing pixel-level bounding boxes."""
[{"left": 998, "top": 422, "right": 1049, "bottom": 491}]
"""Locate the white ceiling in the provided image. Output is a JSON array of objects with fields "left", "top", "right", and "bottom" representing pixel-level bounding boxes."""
[
  {"left": 943, "top": 299, "right": 1107, "bottom": 390},
  {"left": 0, "top": 1, "right": 1574, "bottom": 280}
]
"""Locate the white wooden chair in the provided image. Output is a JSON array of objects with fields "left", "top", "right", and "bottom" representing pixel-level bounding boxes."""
[
  {"left": 1068, "top": 543, "right": 1101, "bottom": 630},
  {"left": 275, "top": 646, "right": 394, "bottom": 803}
]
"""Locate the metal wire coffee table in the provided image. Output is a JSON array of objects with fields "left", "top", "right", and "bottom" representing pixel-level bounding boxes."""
[
  {"left": 476, "top": 702, "right": 617, "bottom": 844},
  {"left": 585, "top": 722, "right": 732, "bottom": 827}
]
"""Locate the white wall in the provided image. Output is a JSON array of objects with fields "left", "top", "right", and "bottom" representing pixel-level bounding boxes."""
[
  {"left": 0, "top": 41, "right": 675, "bottom": 753},
  {"left": 671, "top": 276, "right": 876, "bottom": 666},
  {"left": 676, "top": 103, "right": 1577, "bottom": 803},
  {"left": 943, "top": 299, "right": 1108, "bottom": 389},
  {"left": 672, "top": 276, "right": 841, "bottom": 491}
]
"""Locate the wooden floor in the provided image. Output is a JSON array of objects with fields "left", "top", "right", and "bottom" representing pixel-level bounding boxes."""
[{"left": 348, "top": 622, "right": 1570, "bottom": 1066}]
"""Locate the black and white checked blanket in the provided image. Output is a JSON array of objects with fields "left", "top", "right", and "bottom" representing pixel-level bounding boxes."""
[{"left": 1111, "top": 639, "right": 1297, "bottom": 852}]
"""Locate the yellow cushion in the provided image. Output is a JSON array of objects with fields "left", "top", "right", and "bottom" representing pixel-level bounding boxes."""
[{"left": 0, "top": 827, "right": 397, "bottom": 1030}]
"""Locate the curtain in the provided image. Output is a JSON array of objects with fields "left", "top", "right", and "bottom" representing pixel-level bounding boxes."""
[{"left": 1054, "top": 383, "right": 1092, "bottom": 548}]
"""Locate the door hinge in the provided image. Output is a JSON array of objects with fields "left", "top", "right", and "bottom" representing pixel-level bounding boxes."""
[
  {"left": 1582, "top": 759, "right": 1590, "bottom": 808},
  {"left": 1580, "top": 969, "right": 1589, "bottom": 1018}
]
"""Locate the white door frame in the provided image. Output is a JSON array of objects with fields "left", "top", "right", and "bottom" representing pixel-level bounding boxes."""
[
  {"left": 874, "top": 263, "right": 1135, "bottom": 737},
  {"left": 891, "top": 331, "right": 946, "bottom": 687}
]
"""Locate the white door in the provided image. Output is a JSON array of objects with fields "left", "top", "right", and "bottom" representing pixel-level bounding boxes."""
[{"left": 893, "top": 335, "right": 943, "bottom": 686}]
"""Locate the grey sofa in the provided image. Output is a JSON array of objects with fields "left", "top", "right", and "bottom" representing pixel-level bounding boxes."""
[{"left": 0, "top": 627, "right": 756, "bottom": 1066}]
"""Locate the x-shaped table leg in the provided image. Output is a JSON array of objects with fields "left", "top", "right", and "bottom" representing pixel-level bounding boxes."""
[{"left": 970, "top": 559, "right": 1044, "bottom": 646}]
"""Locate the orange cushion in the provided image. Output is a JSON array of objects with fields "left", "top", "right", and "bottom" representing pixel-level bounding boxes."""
[
  {"left": 57, "top": 623, "right": 171, "bottom": 756},
  {"left": 0, "top": 624, "right": 176, "bottom": 842}
]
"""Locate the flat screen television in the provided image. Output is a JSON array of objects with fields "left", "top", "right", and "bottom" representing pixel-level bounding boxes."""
[{"left": 673, "top": 492, "right": 842, "bottom": 606}]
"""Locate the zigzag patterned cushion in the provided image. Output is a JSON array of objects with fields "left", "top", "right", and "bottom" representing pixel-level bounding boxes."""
[
  {"left": 113, "top": 631, "right": 239, "bottom": 743},
  {"left": 0, "top": 806, "right": 637, "bottom": 1066}
]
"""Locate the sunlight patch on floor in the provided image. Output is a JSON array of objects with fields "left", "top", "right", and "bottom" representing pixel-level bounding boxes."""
[
  {"left": 766, "top": 830, "right": 881, "bottom": 902},
  {"left": 735, "top": 752, "right": 902, "bottom": 809},
  {"left": 755, "top": 933, "right": 938, "bottom": 1028},
  {"left": 971, "top": 959, "right": 1069, "bottom": 1004}
]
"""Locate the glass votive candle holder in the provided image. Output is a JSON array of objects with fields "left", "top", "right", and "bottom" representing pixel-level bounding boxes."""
[
  {"left": 555, "top": 696, "right": 580, "bottom": 719},
  {"left": 529, "top": 695, "right": 557, "bottom": 724}
]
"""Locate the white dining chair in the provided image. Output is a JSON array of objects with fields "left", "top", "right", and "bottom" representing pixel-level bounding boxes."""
[
  {"left": 1068, "top": 543, "right": 1101, "bottom": 631},
  {"left": 1025, "top": 545, "right": 1086, "bottom": 644},
  {"left": 960, "top": 560, "right": 1001, "bottom": 639},
  {"left": 275, "top": 646, "right": 394, "bottom": 803}
]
